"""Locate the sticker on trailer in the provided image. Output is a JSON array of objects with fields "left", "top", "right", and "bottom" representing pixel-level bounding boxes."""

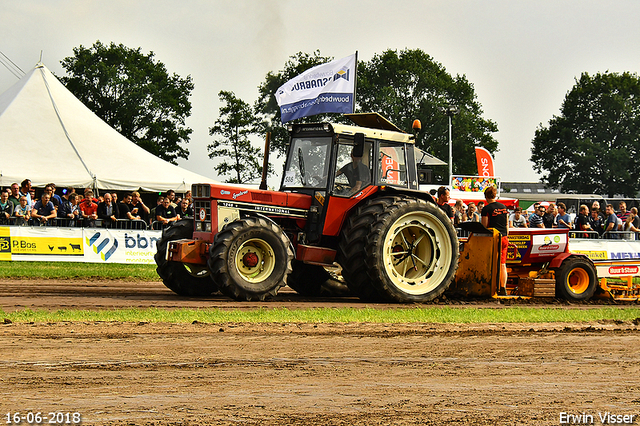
[
  {"left": 530, "top": 233, "right": 567, "bottom": 255},
  {"left": 609, "top": 265, "right": 640, "bottom": 275},
  {"left": 507, "top": 234, "right": 531, "bottom": 262}
]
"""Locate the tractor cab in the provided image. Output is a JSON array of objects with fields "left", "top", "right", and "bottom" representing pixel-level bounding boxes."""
[
  {"left": 281, "top": 113, "right": 421, "bottom": 197},
  {"left": 280, "top": 113, "right": 429, "bottom": 243}
]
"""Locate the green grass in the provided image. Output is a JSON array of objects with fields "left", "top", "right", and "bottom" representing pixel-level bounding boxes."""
[
  {"left": 2, "top": 306, "right": 640, "bottom": 324},
  {"left": 0, "top": 261, "right": 159, "bottom": 280}
]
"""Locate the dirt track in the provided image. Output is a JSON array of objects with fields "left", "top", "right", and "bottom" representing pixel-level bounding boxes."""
[{"left": 1, "top": 279, "right": 640, "bottom": 425}]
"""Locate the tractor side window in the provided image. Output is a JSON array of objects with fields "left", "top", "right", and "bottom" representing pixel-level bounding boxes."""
[
  {"left": 379, "top": 143, "right": 408, "bottom": 187},
  {"left": 282, "top": 137, "right": 332, "bottom": 189},
  {"left": 333, "top": 141, "right": 373, "bottom": 197}
]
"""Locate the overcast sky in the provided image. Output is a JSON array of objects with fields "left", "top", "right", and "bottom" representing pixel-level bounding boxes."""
[{"left": 2, "top": 0, "right": 640, "bottom": 186}]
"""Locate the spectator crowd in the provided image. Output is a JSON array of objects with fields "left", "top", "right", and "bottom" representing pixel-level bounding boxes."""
[
  {"left": 0, "top": 179, "right": 193, "bottom": 230},
  {"left": 433, "top": 186, "right": 640, "bottom": 240},
  {"left": 3, "top": 179, "right": 639, "bottom": 240}
]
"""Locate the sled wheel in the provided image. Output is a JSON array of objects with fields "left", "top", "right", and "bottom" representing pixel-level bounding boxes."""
[
  {"left": 555, "top": 256, "right": 597, "bottom": 301},
  {"left": 154, "top": 219, "right": 217, "bottom": 297},
  {"left": 367, "top": 196, "right": 459, "bottom": 303},
  {"left": 209, "top": 217, "right": 293, "bottom": 301}
]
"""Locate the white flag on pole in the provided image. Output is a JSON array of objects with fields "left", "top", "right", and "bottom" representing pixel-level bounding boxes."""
[{"left": 275, "top": 53, "right": 357, "bottom": 123}]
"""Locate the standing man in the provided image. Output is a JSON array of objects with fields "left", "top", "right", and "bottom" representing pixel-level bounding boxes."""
[
  {"left": 617, "top": 202, "right": 630, "bottom": 222},
  {"left": 119, "top": 193, "right": 132, "bottom": 219},
  {"left": 165, "top": 190, "right": 178, "bottom": 208},
  {"left": 543, "top": 204, "right": 556, "bottom": 228},
  {"left": 528, "top": 204, "right": 545, "bottom": 228},
  {"left": 509, "top": 207, "right": 528, "bottom": 228},
  {"left": 20, "top": 179, "right": 33, "bottom": 208},
  {"left": 155, "top": 196, "right": 180, "bottom": 227},
  {"left": 97, "top": 193, "right": 120, "bottom": 228},
  {"left": 554, "top": 202, "right": 571, "bottom": 229},
  {"left": 604, "top": 204, "right": 619, "bottom": 237},
  {"left": 588, "top": 205, "right": 604, "bottom": 236},
  {"left": 0, "top": 189, "right": 14, "bottom": 224},
  {"left": 178, "top": 198, "right": 193, "bottom": 219},
  {"left": 8, "top": 183, "right": 21, "bottom": 208},
  {"left": 128, "top": 191, "right": 150, "bottom": 223},
  {"left": 79, "top": 190, "right": 98, "bottom": 227},
  {"left": 481, "top": 186, "right": 509, "bottom": 295},
  {"left": 574, "top": 205, "right": 592, "bottom": 237},
  {"left": 31, "top": 192, "right": 57, "bottom": 225},
  {"left": 436, "top": 186, "right": 454, "bottom": 222}
]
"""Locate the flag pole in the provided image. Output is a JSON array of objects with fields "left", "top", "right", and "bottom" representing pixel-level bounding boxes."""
[{"left": 351, "top": 51, "right": 358, "bottom": 113}]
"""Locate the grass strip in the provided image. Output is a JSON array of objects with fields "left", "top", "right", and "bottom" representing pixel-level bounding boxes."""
[
  {"left": 2, "top": 307, "right": 640, "bottom": 324},
  {"left": 0, "top": 261, "right": 159, "bottom": 281}
]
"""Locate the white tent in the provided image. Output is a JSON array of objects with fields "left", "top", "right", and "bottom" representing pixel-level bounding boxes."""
[{"left": 0, "top": 63, "right": 215, "bottom": 192}]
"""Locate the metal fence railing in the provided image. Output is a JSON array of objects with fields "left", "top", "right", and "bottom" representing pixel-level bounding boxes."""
[
  {"left": 569, "top": 229, "right": 638, "bottom": 240},
  {"left": 568, "top": 230, "right": 601, "bottom": 239},
  {"left": 0, "top": 217, "right": 153, "bottom": 230}
]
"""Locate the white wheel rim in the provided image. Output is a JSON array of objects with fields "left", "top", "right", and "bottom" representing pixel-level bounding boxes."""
[
  {"left": 235, "top": 238, "right": 276, "bottom": 283},
  {"left": 382, "top": 211, "right": 454, "bottom": 295}
]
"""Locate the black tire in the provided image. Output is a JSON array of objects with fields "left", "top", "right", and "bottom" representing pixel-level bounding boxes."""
[
  {"left": 366, "top": 196, "right": 459, "bottom": 303},
  {"left": 339, "top": 195, "right": 459, "bottom": 303},
  {"left": 154, "top": 219, "right": 218, "bottom": 297},
  {"left": 337, "top": 197, "right": 388, "bottom": 301},
  {"left": 555, "top": 256, "right": 597, "bottom": 301},
  {"left": 287, "top": 260, "right": 332, "bottom": 297},
  {"left": 209, "top": 217, "right": 293, "bottom": 301}
]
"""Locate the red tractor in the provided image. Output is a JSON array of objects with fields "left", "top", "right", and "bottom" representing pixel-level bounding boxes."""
[{"left": 155, "top": 113, "right": 459, "bottom": 302}]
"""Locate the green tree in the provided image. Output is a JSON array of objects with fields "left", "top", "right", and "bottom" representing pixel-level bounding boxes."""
[
  {"left": 208, "top": 90, "right": 263, "bottom": 184},
  {"left": 531, "top": 71, "right": 640, "bottom": 197},
  {"left": 255, "top": 50, "right": 335, "bottom": 155},
  {"left": 357, "top": 49, "right": 498, "bottom": 176},
  {"left": 60, "top": 41, "right": 194, "bottom": 164}
]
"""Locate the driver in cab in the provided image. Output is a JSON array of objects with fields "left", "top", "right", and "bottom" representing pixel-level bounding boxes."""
[{"left": 336, "top": 148, "right": 370, "bottom": 195}]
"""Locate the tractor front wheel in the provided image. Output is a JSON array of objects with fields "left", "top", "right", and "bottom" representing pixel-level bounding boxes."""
[{"left": 209, "top": 217, "right": 293, "bottom": 301}]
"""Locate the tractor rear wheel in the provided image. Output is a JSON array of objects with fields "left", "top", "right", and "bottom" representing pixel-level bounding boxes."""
[
  {"left": 209, "top": 217, "right": 293, "bottom": 301},
  {"left": 366, "top": 196, "right": 459, "bottom": 303},
  {"left": 338, "top": 197, "right": 389, "bottom": 301},
  {"left": 154, "top": 219, "right": 218, "bottom": 297},
  {"left": 555, "top": 256, "right": 597, "bottom": 301}
]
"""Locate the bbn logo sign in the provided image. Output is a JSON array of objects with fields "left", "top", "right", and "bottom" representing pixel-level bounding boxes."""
[{"left": 86, "top": 232, "right": 118, "bottom": 261}]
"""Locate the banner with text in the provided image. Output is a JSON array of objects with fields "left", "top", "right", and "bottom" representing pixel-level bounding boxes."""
[
  {"left": 0, "top": 226, "right": 161, "bottom": 264},
  {"left": 275, "top": 53, "right": 356, "bottom": 123},
  {"left": 474, "top": 147, "right": 495, "bottom": 177}
]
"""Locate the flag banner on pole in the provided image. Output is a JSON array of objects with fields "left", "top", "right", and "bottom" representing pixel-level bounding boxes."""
[
  {"left": 475, "top": 147, "right": 495, "bottom": 177},
  {"left": 276, "top": 53, "right": 356, "bottom": 123}
]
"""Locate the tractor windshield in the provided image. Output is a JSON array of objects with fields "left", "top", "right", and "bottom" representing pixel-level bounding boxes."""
[{"left": 282, "top": 136, "right": 332, "bottom": 189}]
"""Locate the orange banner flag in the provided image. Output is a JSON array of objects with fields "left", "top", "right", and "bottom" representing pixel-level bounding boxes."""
[{"left": 475, "top": 147, "right": 494, "bottom": 177}]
